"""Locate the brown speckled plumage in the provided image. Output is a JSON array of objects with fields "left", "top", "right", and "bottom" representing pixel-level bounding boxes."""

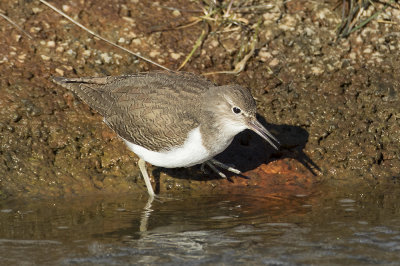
[{"left": 53, "top": 71, "right": 232, "bottom": 151}]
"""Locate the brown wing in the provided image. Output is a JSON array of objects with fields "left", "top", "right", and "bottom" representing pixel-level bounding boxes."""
[{"left": 53, "top": 71, "right": 215, "bottom": 151}]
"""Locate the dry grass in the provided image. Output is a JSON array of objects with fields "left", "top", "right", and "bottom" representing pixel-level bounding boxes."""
[
  {"left": 336, "top": 0, "right": 398, "bottom": 38},
  {"left": 176, "top": 0, "right": 272, "bottom": 73}
]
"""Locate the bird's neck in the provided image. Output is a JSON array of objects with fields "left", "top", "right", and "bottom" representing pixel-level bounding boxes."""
[{"left": 199, "top": 110, "right": 243, "bottom": 156}]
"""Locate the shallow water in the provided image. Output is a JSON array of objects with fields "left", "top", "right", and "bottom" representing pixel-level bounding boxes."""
[{"left": 0, "top": 184, "right": 399, "bottom": 265}]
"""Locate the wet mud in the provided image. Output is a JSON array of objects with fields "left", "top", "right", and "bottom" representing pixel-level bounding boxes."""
[{"left": 0, "top": 0, "right": 399, "bottom": 199}]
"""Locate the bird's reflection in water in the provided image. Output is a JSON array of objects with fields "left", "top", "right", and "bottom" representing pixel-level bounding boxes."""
[{"left": 139, "top": 196, "right": 154, "bottom": 233}]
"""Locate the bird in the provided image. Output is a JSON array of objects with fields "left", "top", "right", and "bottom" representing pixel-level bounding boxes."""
[{"left": 53, "top": 71, "right": 279, "bottom": 199}]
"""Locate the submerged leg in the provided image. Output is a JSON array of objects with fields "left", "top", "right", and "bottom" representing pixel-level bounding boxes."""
[{"left": 138, "top": 158, "right": 155, "bottom": 198}]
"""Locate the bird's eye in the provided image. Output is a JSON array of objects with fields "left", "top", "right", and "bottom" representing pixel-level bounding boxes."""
[{"left": 232, "top": 107, "right": 241, "bottom": 114}]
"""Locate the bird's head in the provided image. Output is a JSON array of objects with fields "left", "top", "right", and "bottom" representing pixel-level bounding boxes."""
[{"left": 205, "top": 84, "right": 279, "bottom": 149}]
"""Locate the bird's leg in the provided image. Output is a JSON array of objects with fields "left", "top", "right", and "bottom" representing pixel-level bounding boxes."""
[
  {"left": 209, "top": 158, "right": 242, "bottom": 175},
  {"left": 138, "top": 158, "right": 155, "bottom": 199},
  {"left": 205, "top": 161, "right": 227, "bottom": 178}
]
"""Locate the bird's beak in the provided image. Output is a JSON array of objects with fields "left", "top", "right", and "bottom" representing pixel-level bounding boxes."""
[{"left": 247, "top": 118, "right": 280, "bottom": 150}]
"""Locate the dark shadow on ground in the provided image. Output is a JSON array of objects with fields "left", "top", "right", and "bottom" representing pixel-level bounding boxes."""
[{"left": 152, "top": 114, "right": 320, "bottom": 191}]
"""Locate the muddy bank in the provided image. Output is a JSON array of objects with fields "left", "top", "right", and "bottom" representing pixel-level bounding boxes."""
[{"left": 0, "top": 0, "right": 399, "bottom": 199}]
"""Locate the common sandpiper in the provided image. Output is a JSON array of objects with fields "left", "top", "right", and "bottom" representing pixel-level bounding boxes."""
[{"left": 53, "top": 71, "right": 279, "bottom": 199}]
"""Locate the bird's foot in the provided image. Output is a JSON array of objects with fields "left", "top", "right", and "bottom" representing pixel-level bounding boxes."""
[
  {"left": 209, "top": 158, "right": 241, "bottom": 175},
  {"left": 202, "top": 158, "right": 242, "bottom": 178}
]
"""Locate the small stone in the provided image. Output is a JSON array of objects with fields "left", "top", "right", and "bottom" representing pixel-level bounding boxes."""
[
  {"left": 172, "top": 10, "right": 181, "bottom": 17},
  {"left": 259, "top": 50, "right": 272, "bottom": 62},
  {"left": 132, "top": 39, "right": 141, "bottom": 45},
  {"left": 66, "top": 49, "right": 76, "bottom": 57},
  {"left": 47, "top": 41, "right": 56, "bottom": 48},
  {"left": 271, "top": 50, "right": 279, "bottom": 56},
  {"left": 32, "top": 7, "right": 42, "bottom": 14},
  {"left": 100, "top": 53, "right": 112, "bottom": 64},
  {"left": 170, "top": 52, "right": 181, "bottom": 60},
  {"left": 41, "top": 54, "right": 51, "bottom": 61},
  {"left": 263, "top": 11, "right": 281, "bottom": 22},
  {"left": 149, "top": 50, "right": 160, "bottom": 58},
  {"left": 304, "top": 27, "right": 314, "bottom": 36},
  {"left": 62, "top": 5, "right": 70, "bottom": 12},
  {"left": 126, "top": 31, "right": 137, "bottom": 39},
  {"left": 264, "top": 29, "right": 274, "bottom": 41},
  {"left": 55, "top": 68, "right": 64, "bottom": 76},
  {"left": 18, "top": 54, "right": 27, "bottom": 61},
  {"left": 118, "top": 37, "right": 126, "bottom": 43},
  {"left": 56, "top": 46, "right": 64, "bottom": 53},
  {"left": 311, "top": 66, "right": 324, "bottom": 75},
  {"left": 14, "top": 34, "right": 21, "bottom": 42},
  {"left": 363, "top": 48, "right": 372, "bottom": 54},
  {"left": 269, "top": 58, "right": 279, "bottom": 67},
  {"left": 326, "top": 64, "right": 334, "bottom": 72},
  {"left": 122, "top": 17, "right": 135, "bottom": 24},
  {"left": 210, "top": 40, "right": 219, "bottom": 48},
  {"left": 82, "top": 50, "right": 91, "bottom": 57}
]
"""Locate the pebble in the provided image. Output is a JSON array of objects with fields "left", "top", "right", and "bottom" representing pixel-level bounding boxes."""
[
  {"left": 304, "top": 27, "right": 314, "bottom": 36},
  {"left": 264, "top": 29, "right": 274, "bottom": 41},
  {"left": 172, "top": 10, "right": 181, "bottom": 17},
  {"left": 82, "top": 50, "right": 91, "bottom": 57},
  {"left": 349, "top": 52, "right": 356, "bottom": 60},
  {"left": 66, "top": 49, "right": 76, "bottom": 57},
  {"left": 258, "top": 49, "right": 272, "bottom": 62},
  {"left": 269, "top": 58, "right": 279, "bottom": 67},
  {"left": 30, "top": 27, "right": 41, "bottom": 33},
  {"left": 41, "top": 54, "right": 51, "bottom": 61},
  {"left": 122, "top": 17, "right": 135, "bottom": 24},
  {"left": 170, "top": 52, "right": 181, "bottom": 60},
  {"left": 63, "top": 65, "right": 73, "bottom": 71},
  {"left": 55, "top": 68, "right": 64, "bottom": 76},
  {"left": 47, "top": 41, "right": 56, "bottom": 48},
  {"left": 132, "top": 39, "right": 141, "bottom": 45},
  {"left": 315, "top": 7, "right": 330, "bottom": 20},
  {"left": 210, "top": 40, "right": 219, "bottom": 48},
  {"left": 18, "top": 54, "right": 26, "bottom": 61},
  {"left": 62, "top": 5, "right": 70, "bottom": 12},
  {"left": 149, "top": 50, "right": 160, "bottom": 58},
  {"left": 263, "top": 10, "right": 282, "bottom": 22},
  {"left": 311, "top": 66, "right": 324, "bottom": 75},
  {"left": 363, "top": 47, "right": 372, "bottom": 54},
  {"left": 100, "top": 53, "right": 112, "bottom": 64},
  {"left": 32, "top": 7, "right": 42, "bottom": 14}
]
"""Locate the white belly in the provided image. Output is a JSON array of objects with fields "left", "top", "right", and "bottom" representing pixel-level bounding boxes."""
[{"left": 123, "top": 127, "right": 213, "bottom": 168}]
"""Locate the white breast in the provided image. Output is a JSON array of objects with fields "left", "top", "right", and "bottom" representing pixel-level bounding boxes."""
[{"left": 123, "top": 126, "right": 212, "bottom": 168}]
